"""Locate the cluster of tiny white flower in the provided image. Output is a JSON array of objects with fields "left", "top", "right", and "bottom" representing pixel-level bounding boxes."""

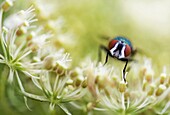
[
  {"left": 77, "top": 58, "right": 170, "bottom": 115},
  {"left": 0, "top": 1, "right": 85, "bottom": 114}
]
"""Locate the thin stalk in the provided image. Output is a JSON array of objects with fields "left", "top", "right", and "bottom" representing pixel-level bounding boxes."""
[{"left": 0, "top": 8, "right": 3, "bottom": 35}]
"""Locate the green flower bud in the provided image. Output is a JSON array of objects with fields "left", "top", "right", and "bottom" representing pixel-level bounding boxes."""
[
  {"left": 75, "top": 76, "right": 84, "bottom": 87},
  {"left": 142, "top": 80, "right": 148, "bottom": 91},
  {"left": 155, "top": 84, "right": 166, "bottom": 96},
  {"left": 70, "top": 70, "right": 78, "bottom": 79},
  {"left": 82, "top": 78, "right": 87, "bottom": 88},
  {"left": 119, "top": 81, "right": 127, "bottom": 93},
  {"left": 1, "top": 0, "right": 13, "bottom": 12},
  {"left": 147, "top": 84, "right": 155, "bottom": 96},
  {"left": 87, "top": 102, "right": 94, "bottom": 111},
  {"left": 124, "top": 91, "right": 130, "bottom": 100},
  {"left": 160, "top": 73, "right": 166, "bottom": 84}
]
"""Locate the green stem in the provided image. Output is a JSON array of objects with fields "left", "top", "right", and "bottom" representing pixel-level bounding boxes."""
[
  {"left": 49, "top": 103, "right": 57, "bottom": 115},
  {"left": 0, "top": 65, "right": 8, "bottom": 99},
  {"left": 0, "top": 8, "right": 3, "bottom": 35}
]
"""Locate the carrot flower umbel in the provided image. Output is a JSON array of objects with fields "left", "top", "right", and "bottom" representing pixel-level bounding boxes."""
[{"left": 76, "top": 58, "right": 170, "bottom": 115}]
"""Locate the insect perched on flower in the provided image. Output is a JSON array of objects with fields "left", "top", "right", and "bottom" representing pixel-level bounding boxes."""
[{"left": 99, "top": 36, "right": 136, "bottom": 83}]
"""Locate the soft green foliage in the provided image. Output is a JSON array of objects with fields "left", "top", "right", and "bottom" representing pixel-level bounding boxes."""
[{"left": 0, "top": 0, "right": 170, "bottom": 115}]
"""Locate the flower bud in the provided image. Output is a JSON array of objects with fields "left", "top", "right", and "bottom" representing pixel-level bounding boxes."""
[
  {"left": 155, "top": 84, "right": 166, "bottom": 96},
  {"left": 70, "top": 70, "right": 78, "bottom": 79},
  {"left": 29, "top": 43, "right": 39, "bottom": 52},
  {"left": 23, "top": 21, "right": 30, "bottom": 27},
  {"left": 1, "top": 0, "right": 14, "bottom": 12},
  {"left": 87, "top": 102, "right": 94, "bottom": 111},
  {"left": 160, "top": 73, "right": 166, "bottom": 84},
  {"left": 66, "top": 79, "right": 73, "bottom": 85},
  {"left": 103, "top": 88, "right": 110, "bottom": 96},
  {"left": 27, "top": 32, "right": 35, "bottom": 41},
  {"left": 119, "top": 81, "right": 127, "bottom": 93},
  {"left": 43, "top": 56, "right": 54, "bottom": 70},
  {"left": 82, "top": 78, "right": 87, "bottom": 88},
  {"left": 142, "top": 80, "right": 148, "bottom": 91},
  {"left": 16, "top": 26, "right": 27, "bottom": 36},
  {"left": 147, "top": 84, "right": 155, "bottom": 96},
  {"left": 145, "top": 73, "right": 152, "bottom": 83},
  {"left": 54, "top": 63, "right": 66, "bottom": 76},
  {"left": 74, "top": 76, "right": 84, "bottom": 87},
  {"left": 124, "top": 92, "right": 130, "bottom": 100},
  {"left": 96, "top": 75, "right": 105, "bottom": 89}
]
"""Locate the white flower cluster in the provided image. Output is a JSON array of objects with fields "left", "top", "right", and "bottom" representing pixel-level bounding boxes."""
[
  {"left": 76, "top": 58, "right": 170, "bottom": 115},
  {"left": 0, "top": 3, "right": 85, "bottom": 114}
]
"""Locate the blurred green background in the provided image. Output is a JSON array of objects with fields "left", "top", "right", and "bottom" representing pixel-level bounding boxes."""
[
  {"left": 0, "top": 0, "right": 170, "bottom": 114},
  {"left": 53, "top": 0, "right": 170, "bottom": 68}
]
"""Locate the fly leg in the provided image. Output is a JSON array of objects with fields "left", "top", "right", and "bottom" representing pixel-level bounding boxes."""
[
  {"left": 98, "top": 45, "right": 112, "bottom": 65},
  {"left": 122, "top": 60, "right": 128, "bottom": 83}
]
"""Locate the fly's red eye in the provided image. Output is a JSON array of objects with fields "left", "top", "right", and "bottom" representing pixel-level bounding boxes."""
[
  {"left": 108, "top": 40, "right": 118, "bottom": 50},
  {"left": 124, "top": 45, "right": 131, "bottom": 57}
]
